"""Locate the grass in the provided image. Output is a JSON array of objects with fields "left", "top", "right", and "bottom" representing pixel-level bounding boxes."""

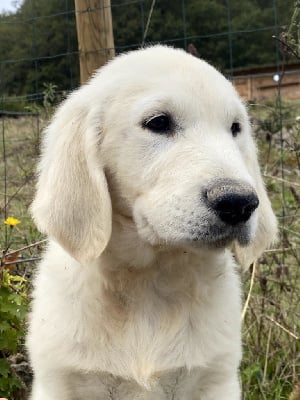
[
  {"left": 0, "top": 99, "right": 299, "bottom": 399},
  {"left": 241, "top": 99, "right": 300, "bottom": 399},
  {"left": 0, "top": 114, "right": 46, "bottom": 398},
  {"left": 1, "top": 116, "right": 44, "bottom": 246}
]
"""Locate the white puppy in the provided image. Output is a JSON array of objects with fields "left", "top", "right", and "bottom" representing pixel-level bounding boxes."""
[{"left": 27, "top": 46, "right": 277, "bottom": 400}]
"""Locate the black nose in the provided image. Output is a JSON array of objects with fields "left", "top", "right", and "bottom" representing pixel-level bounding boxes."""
[{"left": 205, "top": 180, "right": 259, "bottom": 225}]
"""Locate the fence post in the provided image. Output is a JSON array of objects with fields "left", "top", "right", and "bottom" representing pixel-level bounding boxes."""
[{"left": 75, "top": 0, "right": 115, "bottom": 84}]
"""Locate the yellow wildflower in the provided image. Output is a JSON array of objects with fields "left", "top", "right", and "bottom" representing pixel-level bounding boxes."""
[{"left": 4, "top": 217, "right": 21, "bottom": 227}]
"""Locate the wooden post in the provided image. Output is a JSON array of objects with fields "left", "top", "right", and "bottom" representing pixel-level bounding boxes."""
[{"left": 75, "top": 0, "right": 115, "bottom": 84}]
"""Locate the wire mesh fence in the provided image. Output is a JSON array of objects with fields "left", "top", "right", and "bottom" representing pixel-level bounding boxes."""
[{"left": 0, "top": 1, "right": 299, "bottom": 399}]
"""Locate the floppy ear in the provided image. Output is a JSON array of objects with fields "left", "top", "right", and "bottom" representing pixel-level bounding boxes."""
[
  {"left": 233, "top": 139, "right": 278, "bottom": 270},
  {"left": 31, "top": 89, "right": 112, "bottom": 264}
]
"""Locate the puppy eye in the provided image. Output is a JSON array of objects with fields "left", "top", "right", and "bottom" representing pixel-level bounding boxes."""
[
  {"left": 143, "top": 114, "right": 172, "bottom": 134},
  {"left": 231, "top": 122, "right": 241, "bottom": 137}
]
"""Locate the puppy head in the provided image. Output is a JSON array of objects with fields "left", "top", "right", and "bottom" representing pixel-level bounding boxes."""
[{"left": 31, "top": 46, "right": 277, "bottom": 267}]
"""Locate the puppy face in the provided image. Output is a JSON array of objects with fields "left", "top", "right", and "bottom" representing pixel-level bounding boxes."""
[
  {"left": 32, "top": 46, "right": 277, "bottom": 267},
  {"left": 99, "top": 49, "right": 259, "bottom": 250}
]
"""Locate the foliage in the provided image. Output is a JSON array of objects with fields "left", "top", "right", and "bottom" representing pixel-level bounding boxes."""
[
  {"left": 0, "top": 0, "right": 79, "bottom": 97},
  {"left": 0, "top": 0, "right": 298, "bottom": 99},
  {"left": 254, "top": 98, "right": 295, "bottom": 135},
  {"left": 113, "top": 0, "right": 296, "bottom": 70},
  {"left": 281, "top": 1, "right": 300, "bottom": 59},
  {"left": 240, "top": 97, "right": 300, "bottom": 400},
  {"left": 0, "top": 212, "right": 43, "bottom": 398},
  {"left": 0, "top": 260, "right": 29, "bottom": 397}
]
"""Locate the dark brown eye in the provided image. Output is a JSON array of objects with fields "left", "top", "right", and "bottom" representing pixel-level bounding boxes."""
[
  {"left": 231, "top": 122, "right": 241, "bottom": 137},
  {"left": 143, "top": 114, "right": 172, "bottom": 134}
]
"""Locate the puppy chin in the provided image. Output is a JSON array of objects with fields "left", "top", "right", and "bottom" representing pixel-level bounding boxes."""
[
  {"left": 134, "top": 205, "right": 258, "bottom": 252},
  {"left": 191, "top": 223, "right": 255, "bottom": 249},
  {"left": 189, "top": 211, "right": 258, "bottom": 248}
]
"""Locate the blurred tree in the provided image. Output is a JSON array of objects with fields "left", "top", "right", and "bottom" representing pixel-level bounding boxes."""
[
  {"left": 0, "top": 0, "right": 297, "bottom": 98},
  {"left": 0, "top": 0, "right": 79, "bottom": 97}
]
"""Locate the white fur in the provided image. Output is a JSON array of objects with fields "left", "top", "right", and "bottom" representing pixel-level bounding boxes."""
[{"left": 27, "top": 46, "right": 277, "bottom": 399}]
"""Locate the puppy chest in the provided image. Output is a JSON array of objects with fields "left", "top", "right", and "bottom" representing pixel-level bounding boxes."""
[
  {"left": 69, "top": 368, "right": 200, "bottom": 400},
  {"left": 62, "top": 260, "right": 242, "bottom": 379}
]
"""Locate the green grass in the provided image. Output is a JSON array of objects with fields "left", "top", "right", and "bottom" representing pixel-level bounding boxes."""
[{"left": 0, "top": 99, "right": 299, "bottom": 399}]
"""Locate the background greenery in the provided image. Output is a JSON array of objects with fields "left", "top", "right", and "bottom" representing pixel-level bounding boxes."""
[{"left": 0, "top": 0, "right": 298, "bottom": 100}]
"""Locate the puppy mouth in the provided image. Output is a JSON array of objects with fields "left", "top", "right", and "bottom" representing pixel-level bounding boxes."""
[
  {"left": 135, "top": 212, "right": 252, "bottom": 249},
  {"left": 187, "top": 224, "right": 252, "bottom": 248}
]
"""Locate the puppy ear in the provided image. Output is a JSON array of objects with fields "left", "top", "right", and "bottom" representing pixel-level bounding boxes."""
[
  {"left": 31, "top": 89, "right": 112, "bottom": 264},
  {"left": 233, "top": 141, "right": 278, "bottom": 270}
]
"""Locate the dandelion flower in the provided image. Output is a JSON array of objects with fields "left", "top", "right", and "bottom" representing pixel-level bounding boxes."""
[{"left": 4, "top": 217, "right": 21, "bottom": 227}]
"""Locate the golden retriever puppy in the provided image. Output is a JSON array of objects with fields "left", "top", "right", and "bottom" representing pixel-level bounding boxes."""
[{"left": 27, "top": 45, "right": 277, "bottom": 399}]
